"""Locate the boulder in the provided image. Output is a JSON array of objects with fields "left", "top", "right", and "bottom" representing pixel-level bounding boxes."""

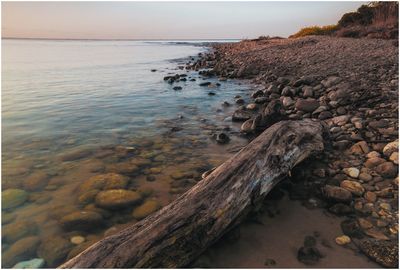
[
  {"left": 95, "top": 189, "right": 142, "bottom": 209},
  {"left": 295, "top": 98, "right": 319, "bottom": 112},
  {"left": 2, "top": 189, "right": 28, "bottom": 210},
  {"left": 60, "top": 211, "right": 104, "bottom": 231}
]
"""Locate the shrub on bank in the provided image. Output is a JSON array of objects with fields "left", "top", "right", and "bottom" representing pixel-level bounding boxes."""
[{"left": 289, "top": 25, "right": 338, "bottom": 38}]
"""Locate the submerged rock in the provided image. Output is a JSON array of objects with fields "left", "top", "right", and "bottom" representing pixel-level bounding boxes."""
[
  {"left": 12, "top": 258, "right": 45, "bottom": 269},
  {"left": 95, "top": 189, "right": 142, "bottom": 209},
  {"left": 2, "top": 189, "right": 28, "bottom": 210},
  {"left": 2, "top": 220, "right": 38, "bottom": 244},
  {"left": 79, "top": 173, "right": 129, "bottom": 193},
  {"left": 322, "top": 185, "right": 352, "bottom": 203},
  {"left": 2, "top": 236, "right": 41, "bottom": 268},
  {"left": 37, "top": 236, "right": 73, "bottom": 267},
  {"left": 132, "top": 200, "right": 161, "bottom": 220},
  {"left": 23, "top": 171, "right": 50, "bottom": 191},
  {"left": 216, "top": 132, "right": 230, "bottom": 144},
  {"left": 60, "top": 211, "right": 104, "bottom": 231}
]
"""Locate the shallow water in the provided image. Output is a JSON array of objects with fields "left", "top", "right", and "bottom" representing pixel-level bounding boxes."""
[{"left": 2, "top": 39, "right": 251, "bottom": 267}]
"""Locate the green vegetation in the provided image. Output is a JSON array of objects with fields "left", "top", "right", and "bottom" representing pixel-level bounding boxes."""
[{"left": 290, "top": 25, "right": 338, "bottom": 38}]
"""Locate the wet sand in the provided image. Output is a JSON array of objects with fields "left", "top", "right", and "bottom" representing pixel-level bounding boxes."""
[{"left": 203, "top": 195, "right": 381, "bottom": 268}]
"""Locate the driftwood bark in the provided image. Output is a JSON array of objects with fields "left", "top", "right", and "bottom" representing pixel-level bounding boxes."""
[{"left": 60, "top": 119, "right": 325, "bottom": 268}]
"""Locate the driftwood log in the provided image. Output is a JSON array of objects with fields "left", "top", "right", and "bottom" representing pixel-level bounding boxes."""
[{"left": 61, "top": 119, "right": 325, "bottom": 268}]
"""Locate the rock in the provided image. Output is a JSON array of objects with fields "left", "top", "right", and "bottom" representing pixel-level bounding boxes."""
[
  {"left": 60, "top": 211, "right": 104, "bottom": 231},
  {"left": 199, "top": 82, "right": 211, "bottom": 87},
  {"left": 359, "top": 239, "right": 398, "bottom": 268},
  {"left": 216, "top": 133, "right": 230, "bottom": 144},
  {"left": 37, "top": 236, "right": 73, "bottom": 267},
  {"left": 173, "top": 86, "right": 182, "bottom": 91},
  {"left": 246, "top": 103, "right": 257, "bottom": 110},
  {"left": 70, "top": 236, "right": 85, "bottom": 245},
  {"left": 77, "top": 190, "right": 100, "bottom": 205},
  {"left": 359, "top": 172, "right": 372, "bottom": 182},
  {"left": 60, "top": 148, "right": 92, "bottom": 161},
  {"left": 240, "top": 119, "right": 254, "bottom": 134},
  {"left": 343, "top": 167, "right": 360, "bottom": 178},
  {"left": 282, "top": 96, "right": 295, "bottom": 108},
  {"left": 364, "top": 228, "right": 389, "bottom": 240},
  {"left": 132, "top": 200, "right": 161, "bottom": 220},
  {"left": 358, "top": 218, "right": 373, "bottom": 229},
  {"left": 2, "top": 236, "right": 41, "bottom": 268},
  {"left": 329, "top": 203, "right": 353, "bottom": 215},
  {"left": 389, "top": 152, "right": 398, "bottom": 164},
  {"left": 2, "top": 220, "right": 37, "bottom": 244},
  {"left": 295, "top": 98, "right": 320, "bottom": 112},
  {"left": 2, "top": 189, "right": 28, "bottom": 210},
  {"left": 341, "top": 219, "right": 363, "bottom": 238},
  {"left": 79, "top": 173, "right": 128, "bottom": 193},
  {"left": 364, "top": 157, "right": 386, "bottom": 168},
  {"left": 318, "top": 111, "right": 332, "bottom": 120},
  {"left": 322, "top": 185, "right": 352, "bottom": 203},
  {"left": 382, "top": 140, "right": 398, "bottom": 157},
  {"left": 375, "top": 162, "right": 398, "bottom": 178},
  {"left": 254, "top": 97, "right": 268, "bottom": 104},
  {"left": 208, "top": 92, "right": 215, "bottom": 96},
  {"left": 2, "top": 212, "right": 16, "bottom": 225},
  {"left": 303, "top": 86, "right": 314, "bottom": 97},
  {"left": 12, "top": 258, "right": 45, "bottom": 269},
  {"left": 364, "top": 191, "right": 377, "bottom": 202},
  {"left": 322, "top": 76, "right": 341, "bottom": 88},
  {"left": 23, "top": 171, "right": 50, "bottom": 191},
  {"left": 95, "top": 189, "right": 142, "bottom": 209},
  {"left": 340, "top": 180, "right": 365, "bottom": 196},
  {"left": 332, "top": 115, "right": 350, "bottom": 126},
  {"left": 251, "top": 89, "right": 264, "bottom": 98},
  {"left": 235, "top": 98, "right": 245, "bottom": 105},
  {"left": 366, "top": 151, "right": 380, "bottom": 159},
  {"left": 297, "top": 246, "right": 322, "bottom": 265},
  {"left": 335, "top": 235, "right": 351, "bottom": 245},
  {"left": 350, "top": 141, "right": 370, "bottom": 154},
  {"left": 232, "top": 109, "right": 252, "bottom": 122}
]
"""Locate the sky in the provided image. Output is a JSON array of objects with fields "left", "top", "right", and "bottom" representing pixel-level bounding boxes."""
[{"left": 2, "top": 1, "right": 367, "bottom": 40}]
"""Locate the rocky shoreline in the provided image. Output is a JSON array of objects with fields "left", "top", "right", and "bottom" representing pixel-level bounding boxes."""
[{"left": 180, "top": 36, "right": 398, "bottom": 267}]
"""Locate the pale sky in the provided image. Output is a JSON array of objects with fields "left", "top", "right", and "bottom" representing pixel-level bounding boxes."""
[{"left": 2, "top": 1, "right": 367, "bottom": 39}]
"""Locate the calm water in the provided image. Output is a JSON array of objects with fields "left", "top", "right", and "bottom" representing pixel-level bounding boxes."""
[{"left": 2, "top": 39, "right": 250, "bottom": 267}]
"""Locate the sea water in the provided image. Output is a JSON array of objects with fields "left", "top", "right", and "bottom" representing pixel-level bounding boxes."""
[{"left": 1, "top": 39, "right": 249, "bottom": 267}]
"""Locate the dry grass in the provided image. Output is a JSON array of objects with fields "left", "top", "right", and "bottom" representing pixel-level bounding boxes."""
[{"left": 290, "top": 25, "right": 339, "bottom": 38}]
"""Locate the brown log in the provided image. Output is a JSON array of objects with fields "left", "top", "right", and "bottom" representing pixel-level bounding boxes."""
[{"left": 60, "top": 119, "right": 325, "bottom": 268}]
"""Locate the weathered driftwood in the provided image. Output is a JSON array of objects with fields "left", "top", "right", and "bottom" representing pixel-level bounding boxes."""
[{"left": 60, "top": 119, "right": 325, "bottom": 268}]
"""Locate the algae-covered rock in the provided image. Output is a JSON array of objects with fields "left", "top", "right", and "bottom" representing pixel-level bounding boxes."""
[
  {"left": 2, "top": 212, "right": 16, "bottom": 225},
  {"left": 2, "top": 220, "right": 38, "bottom": 244},
  {"left": 132, "top": 200, "right": 161, "bottom": 220},
  {"left": 60, "top": 211, "right": 104, "bottom": 231},
  {"left": 2, "top": 189, "right": 28, "bottom": 210},
  {"left": 37, "top": 236, "right": 73, "bottom": 267},
  {"left": 77, "top": 189, "right": 100, "bottom": 205},
  {"left": 95, "top": 189, "right": 142, "bottom": 209},
  {"left": 79, "top": 173, "right": 128, "bottom": 193},
  {"left": 2, "top": 236, "right": 41, "bottom": 268}
]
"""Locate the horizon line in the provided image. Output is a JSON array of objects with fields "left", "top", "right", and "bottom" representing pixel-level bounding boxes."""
[{"left": 2, "top": 36, "right": 246, "bottom": 41}]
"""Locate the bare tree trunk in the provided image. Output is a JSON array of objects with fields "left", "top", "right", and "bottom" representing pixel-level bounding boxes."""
[{"left": 60, "top": 119, "right": 325, "bottom": 268}]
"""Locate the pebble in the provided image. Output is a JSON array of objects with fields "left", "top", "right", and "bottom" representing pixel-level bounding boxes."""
[
  {"left": 70, "top": 236, "right": 85, "bottom": 245},
  {"left": 335, "top": 235, "right": 351, "bottom": 245},
  {"left": 12, "top": 258, "right": 45, "bottom": 269},
  {"left": 343, "top": 167, "right": 360, "bottom": 178},
  {"left": 340, "top": 180, "right": 365, "bottom": 196}
]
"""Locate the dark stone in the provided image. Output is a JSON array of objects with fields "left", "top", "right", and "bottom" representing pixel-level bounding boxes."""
[
  {"left": 329, "top": 203, "right": 354, "bottom": 216},
  {"left": 173, "top": 86, "right": 182, "bottom": 90},
  {"left": 199, "top": 82, "right": 211, "bottom": 87},
  {"left": 208, "top": 92, "right": 216, "bottom": 96},
  {"left": 341, "top": 219, "right": 364, "bottom": 239},
  {"left": 232, "top": 109, "right": 252, "bottom": 122},
  {"left": 295, "top": 98, "right": 320, "bottom": 113},
  {"left": 318, "top": 111, "right": 333, "bottom": 120},
  {"left": 235, "top": 98, "right": 245, "bottom": 105},
  {"left": 216, "top": 133, "right": 230, "bottom": 144},
  {"left": 297, "top": 246, "right": 323, "bottom": 265}
]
